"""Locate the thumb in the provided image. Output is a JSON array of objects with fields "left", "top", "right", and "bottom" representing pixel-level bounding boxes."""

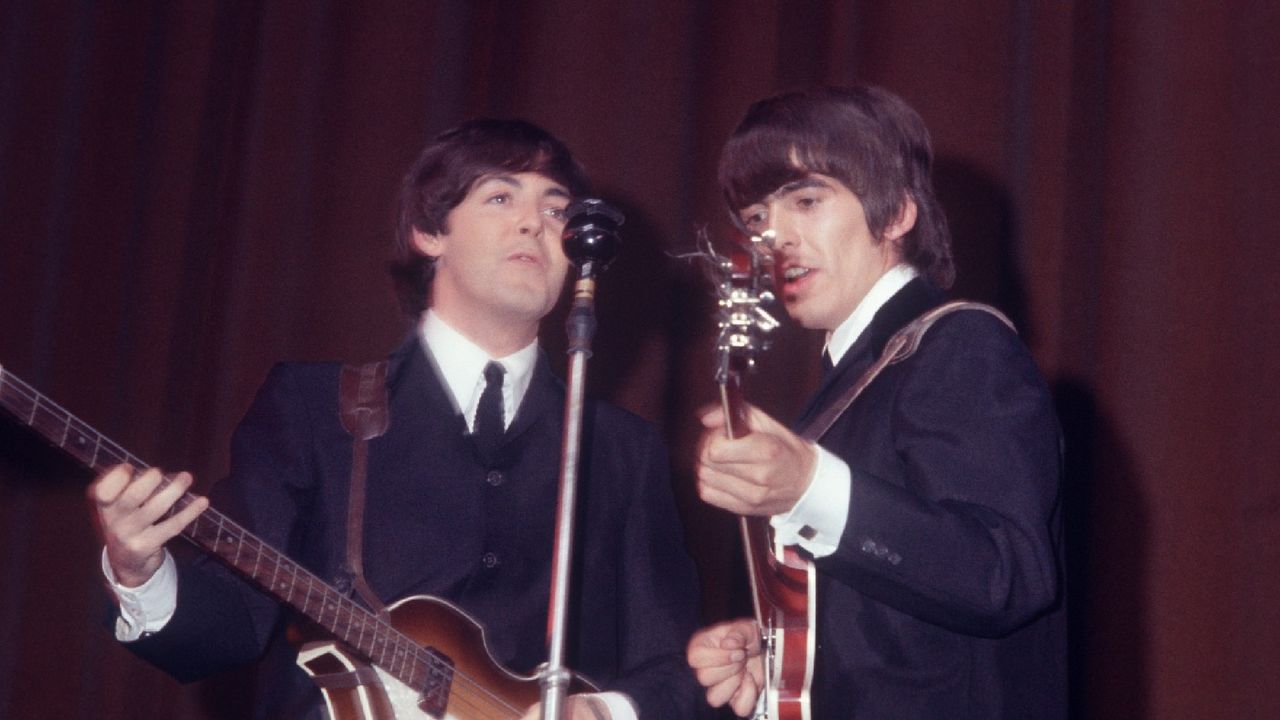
[{"left": 699, "top": 403, "right": 728, "bottom": 429}]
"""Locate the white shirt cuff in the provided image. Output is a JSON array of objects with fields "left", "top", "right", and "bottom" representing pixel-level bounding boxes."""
[
  {"left": 769, "top": 443, "right": 851, "bottom": 557},
  {"left": 102, "top": 547, "right": 178, "bottom": 641},
  {"left": 589, "top": 691, "right": 637, "bottom": 720}
]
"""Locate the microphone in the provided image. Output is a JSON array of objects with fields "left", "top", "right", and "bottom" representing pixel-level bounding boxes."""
[{"left": 562, "top": 199, "right": 623, "bottom": 278}]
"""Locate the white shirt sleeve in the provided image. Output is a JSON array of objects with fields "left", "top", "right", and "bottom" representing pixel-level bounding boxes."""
[
  {"left": 589, "top": 691, "right": 637, "bottom": 720},
  {"left": 101, "top": 547, "right": 178, "bottom": 641},
  {"left": 769, "top": 443, "right": 851, "bottom": 557}
]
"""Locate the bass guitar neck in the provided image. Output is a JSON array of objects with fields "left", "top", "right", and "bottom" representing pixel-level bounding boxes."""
[{"left": 0, "top": 364, "right": 592, "bottom": 719}]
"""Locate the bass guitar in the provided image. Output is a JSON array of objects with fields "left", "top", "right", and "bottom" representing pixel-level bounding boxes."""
[
  {"left": 702, "top": 231, "right": 815, "bottom": 720},
  {"left": 0, "top": 364, "right": 592, "bottom": 719}
]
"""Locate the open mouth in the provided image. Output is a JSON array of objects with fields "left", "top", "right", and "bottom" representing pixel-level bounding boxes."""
[{"left": 783, "top": 266, "right": 813, "bottom": 283}]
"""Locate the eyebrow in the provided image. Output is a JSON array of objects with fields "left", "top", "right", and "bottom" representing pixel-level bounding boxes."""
[
  {"left": 772, "top": 176, "right": 832, "bottom": 198},
  {"left": 739, "top": 176, "right": 833, "bottom": 215},
  {"left": 481, "top": 174, "right": 570, "bottom": 200}
]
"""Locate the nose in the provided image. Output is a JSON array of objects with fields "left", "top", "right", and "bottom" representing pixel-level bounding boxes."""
[
  {"left": 758, "top": 228, "right": 781, "bottom": 252},
  {"left": 516, "top": 200, "right": 545, "bottom": 237},
  {"left": 512, "top": 194, "right": 537, "bottom": 234},
  {"left": 765, "top": 220, "right": 796, "bottom": 251}
]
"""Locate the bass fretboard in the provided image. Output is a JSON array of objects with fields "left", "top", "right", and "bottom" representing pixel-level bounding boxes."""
[{"left": 0, "top": 365, "right": 452, "bottom": 697}]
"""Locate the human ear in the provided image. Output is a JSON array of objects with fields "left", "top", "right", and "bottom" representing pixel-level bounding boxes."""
[
  {"left": 884, "top": 195, "right": 918, "bottom": 243},
  {"left": 411, "top": 229, "right": 444, "bottom": 259}
]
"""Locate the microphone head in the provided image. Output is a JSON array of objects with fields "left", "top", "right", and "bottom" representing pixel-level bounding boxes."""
[{"left": 562, "top": 198, "right": 623, "bottom": 274}]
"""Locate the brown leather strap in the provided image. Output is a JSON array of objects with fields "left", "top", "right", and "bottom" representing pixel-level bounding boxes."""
[
  {"left": 799, "top": 301, "right": 1015, "bottom": 441},
  {"left": 339, "top": 361, "right": 390, "bottom": 616}
]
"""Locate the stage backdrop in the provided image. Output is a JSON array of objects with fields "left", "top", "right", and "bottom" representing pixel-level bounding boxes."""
[{"left": 1, "top": 2, "right": 1277, "bottom": 719}]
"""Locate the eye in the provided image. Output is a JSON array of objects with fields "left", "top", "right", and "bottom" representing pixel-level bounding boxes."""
[
  {"left": 487, "top": 192, "right": 512, "bottom": 205},
  {"left": 740, "top": 208, "right": 767, "bottom": 230},
  {"left": 543, "top": 205, "right": 568, "bottom": 221},
  {"left": 794, "top": 194, "right": 820, "bottom": 210}
]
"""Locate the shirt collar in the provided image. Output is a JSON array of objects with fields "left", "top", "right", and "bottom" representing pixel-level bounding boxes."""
[
  {"left": 420, "top": 310, "right": 539, "bottom": 429},
  {"left": 824, "top": 264, "right": 919, "bottom": 366}
]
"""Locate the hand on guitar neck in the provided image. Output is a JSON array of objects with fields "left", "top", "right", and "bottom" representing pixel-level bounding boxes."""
[
  {"left": 90, "top": 465, "right": 209, "bottom": 588},
  {"left": 687, "top": 617, "right": 765, "bottom": 717},
  {"left": 695, "top": 403, "right": 818, "bottom": 518},
  {"left": 692, "top": 403, "right": 820, "bottom": 720}
]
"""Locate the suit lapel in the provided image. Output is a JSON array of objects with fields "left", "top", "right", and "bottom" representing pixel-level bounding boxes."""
[
  {"left": 792, "top": 278, "right": 945, "bottom": 429},
  {"left": 386, "top": 332, "right": 467, "bottom": 432},
  {"left": 504, "top": 351, "right": 562, "bottom": 444}
]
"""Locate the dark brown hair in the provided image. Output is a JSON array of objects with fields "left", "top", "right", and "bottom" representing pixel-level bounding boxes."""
[
  {"left": 390, "top": 118, "right": 591, "bottom": 316},
  {"left": 719, "top": 86, "right": 955, "bottom": 288}
]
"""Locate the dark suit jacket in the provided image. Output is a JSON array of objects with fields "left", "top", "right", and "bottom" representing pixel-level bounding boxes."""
[
  {"left": 127, "top": 334, "right": 703, "bottom": 718},
  {"left": 793, "top": 279, "right": 1066, "bottom": 719}
]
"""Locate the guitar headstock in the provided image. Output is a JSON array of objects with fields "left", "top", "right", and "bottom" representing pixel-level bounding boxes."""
[{"left": 699, "top": 229, "right": 781, "bottom": 386}]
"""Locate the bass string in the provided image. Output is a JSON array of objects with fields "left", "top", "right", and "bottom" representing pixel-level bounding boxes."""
[{"left": 1, "top": 368, "right": 528, "bottom": 717}]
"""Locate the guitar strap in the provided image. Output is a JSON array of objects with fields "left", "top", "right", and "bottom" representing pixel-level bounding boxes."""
[
  {"left": 798, "top": 301, "right": 1015, "bottom": 441},
  {"left": 338, "top": 361, "right": 390, "bottom": 616}
]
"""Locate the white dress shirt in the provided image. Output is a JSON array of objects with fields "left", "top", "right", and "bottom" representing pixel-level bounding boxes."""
[
  {"left": 422, "top": 309, "right": 537, "bottom": 432},
  {"left": 770, "top": 264, "right": 919, "bottom": 556}
]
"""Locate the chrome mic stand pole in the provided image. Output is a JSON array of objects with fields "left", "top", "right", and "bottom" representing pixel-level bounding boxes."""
[{"left": 540, "top": 199, "right": 623, "bottom": 720}]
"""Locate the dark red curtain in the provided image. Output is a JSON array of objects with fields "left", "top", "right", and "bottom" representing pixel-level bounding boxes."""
[{"left": 1, "top": 2, "right": 1276, "bottom": 718}]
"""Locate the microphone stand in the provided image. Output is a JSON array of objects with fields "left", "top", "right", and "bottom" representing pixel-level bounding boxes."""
[{"left": 540, "top": 199, "right": 623, "bottom": 720}]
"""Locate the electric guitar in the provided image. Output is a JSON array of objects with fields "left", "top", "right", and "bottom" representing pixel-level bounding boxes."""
[
  {"left": 0, "top": 364, "right": 592, "bottom": 719},
  {"left": 702, "top": 231, "right": 815, "bottom": 720}
]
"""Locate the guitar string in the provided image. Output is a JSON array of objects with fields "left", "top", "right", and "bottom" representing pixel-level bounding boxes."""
[
  {"left": 3, "top": 371, "right": 525, "bottom": 717},
  {"left": 0, "top": 372, "right": 145, "bottom": 471},
  {"left": 1, "top": 370, "right": 527, "bottom": 718}
]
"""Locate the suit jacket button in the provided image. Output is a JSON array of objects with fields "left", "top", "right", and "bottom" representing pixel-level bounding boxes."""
[
  {"left": 485, "top": 470, "right": 505, "bottom": 487},
  {"left": 481, "top": 552, "right": 500, "bottom": 568}
]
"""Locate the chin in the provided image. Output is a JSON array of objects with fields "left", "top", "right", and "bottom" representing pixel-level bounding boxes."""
[
  {"left": 788, "top": 310, "right": 833, "bottom": 332},
  {"left": 497, "top": 294, "right": 557, "bottom": 322},
  {"left": 783, "top": 301, "right": 814, "bottom": 328}
]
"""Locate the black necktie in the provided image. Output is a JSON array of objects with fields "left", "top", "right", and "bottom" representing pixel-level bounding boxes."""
[
  {"left": 821, "top": 349, "right": 835, "bottom": 378},
  {"left": 474, "top": 361, "right": 505, "bottom": 459}
]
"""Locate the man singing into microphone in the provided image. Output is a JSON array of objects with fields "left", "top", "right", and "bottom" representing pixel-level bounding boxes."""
[
  {"left": 687, "top": 86, "right": 1066, "bottom": 718},
  {"left": 90, "top": 119, "right": 704, "bottom": 719}
]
